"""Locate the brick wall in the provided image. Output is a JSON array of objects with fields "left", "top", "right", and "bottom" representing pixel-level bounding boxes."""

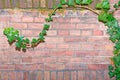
[
  {"left": 0, "top": 0, "right": 100, "bottom": 9},
  {"left": 0, "top": 1, "right": 120, "bottom": 80}
]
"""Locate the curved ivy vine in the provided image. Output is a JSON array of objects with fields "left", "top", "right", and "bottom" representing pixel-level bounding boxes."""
[{"left": 3, "top": 0, "right": 120, "bottom": 79}]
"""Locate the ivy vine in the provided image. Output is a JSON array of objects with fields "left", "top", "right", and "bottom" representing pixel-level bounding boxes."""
[{"left": 3, "top": 0, "right": 120, "bottom": 79}]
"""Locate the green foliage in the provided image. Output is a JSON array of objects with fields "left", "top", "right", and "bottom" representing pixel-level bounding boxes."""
[
  {"left": 96, "top": 0, "right": 110, "bottom": 10},
  {"left": 75, "top": 0, "right": 82, "bottom": 5},
  {"left": 3, "top": 1, "right": 120, "bottom": 80},
  {"left": 113, "top": 0, "right": 120, "bottom": 9},
  {"left": 81, "top": 0, "right": 93, "bottom": 5}
]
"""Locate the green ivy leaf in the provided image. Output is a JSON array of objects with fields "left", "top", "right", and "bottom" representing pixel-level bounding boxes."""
[
  {"left": 39, "top": 34, "right": 45, "bottom": 41},
  {"left": 24, "top": 38, "right": 30, "bottom": 44},
  {"left": 75, "top": 0, "right": 81, "bottom": 5},
  {"left": 81, "top": 0, "right": 93, "bottom": 5},
  {"left": 68, "top": 0, "right": 74, "bottom": 6},
  {"left": 114, "top": 4, "right": 119, "bottom": 9},
  {"left": 108, "top": 71, "right": 115, "bottom": 78},
  {"left": 108, "top": 65, "right": 114, "bottom": 71},
  {"left": 8, "top": 36, "right": 15, "bottom": 43},
  {"left": 58, "top": 3, "right": 63, "bottom": 9},
  {"left": 43, "top": 24, "right": 50, "bottom": 30},
  {"left": 41, "top": 30, "right": 47, "bottom": 35},
  {"left": 21, "top": 44, "right": 26, "bottom": 49},
  {"left": 60, "top": 0, "right": 67, "bottom": 5},
  {"left": 15, "top": 42, "right": 21, "bottom": 49},
  {"left": 45, "top": 17, "right": 53, "bottom": 22},
  {"left": 96, "top": 3, "right": 102, "bottom": 9},
  {"left": 31, "top": 38, "right": 37, "bottom": 44},
  {"left": 102, "top": 0, "right": 110, "bottom": 10},
  {"left": 118, "top": 0, "right": 120, "bottom": 6}
]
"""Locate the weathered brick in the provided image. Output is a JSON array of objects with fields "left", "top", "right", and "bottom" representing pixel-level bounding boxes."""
[
  {"left": 70, "top": 30, "right": 80, "bottom": 36},
  {"left": 28, "top": 23, "right": 43, "bottom": 30},
  {"left": 23, "top": 72, "right": 29, "bottom": 80},
  {"left": 51, "top": 72, "right": 57, "bottom": 80},
  {"left": 29, "top": 72, "right": 37, "bottom": 80},
  {"left": 81, "top": 30, "right": 92, "bottom": 36},
  {"left": 44, "top": 63, "right": 57, "bottom": 70},
  {"left": 58, "top": 72, "right": 63, "bottom": 80},
  {"left": 58, "top": 30, "right": 69, "bottom": 36},
  {"left": 10, "top": 23, "right": 27, "bottom": 29},
  {"left": 16, "top": 72, "right": 23, "bottom": 80},
  {"left": 78, "top": 71, "right": 85, "bottom": 80},
  {"left": 22, "top": 16, "right": 34, "bottom": 22},
  {"left": 44, "top": 71, "right": 50, "bottom": 80},
  {"left": 33, "top": 0, "right": 40, "bottom": 8},
  {"left": 88, "top": 64, "right": 108, "bottom": 70},
  {"left": 64, "top": 71, "right": 70, "bottom": 80},
  {"left": 93, "top": 30, "right": 104, "bottom": 36},
  {"left": 22, "top": 56, "right": 32, "bottom": 63},
  {"left": 34, "top": 17, "right": 45, "bottom": 23},
  {"left": 37, "top": 71, "right": 43, "bottom": 80},
  {"left": 76, "top": 24, "right": 98, "bottom": 29},
  {"left": 9, "top": 72, "right": 16, "bottom": 80}
]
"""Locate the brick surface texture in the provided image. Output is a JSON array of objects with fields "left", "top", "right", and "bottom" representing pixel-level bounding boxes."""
[{"left": 0, "top": 0, "right": 120, "bottom": 80}]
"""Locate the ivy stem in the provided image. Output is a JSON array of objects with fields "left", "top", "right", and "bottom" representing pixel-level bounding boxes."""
[{"left": 74, "top": 5, "right": 99, "bottom": 15}]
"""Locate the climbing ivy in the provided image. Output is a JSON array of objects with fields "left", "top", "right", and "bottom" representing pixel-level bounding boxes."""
[{"left": 3, "top": 0, "right": 120, "bottom": 79}]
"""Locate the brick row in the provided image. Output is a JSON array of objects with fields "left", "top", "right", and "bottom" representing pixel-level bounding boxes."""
[{"left": 0, "top": 70, "right": 110, "bottom": 80}]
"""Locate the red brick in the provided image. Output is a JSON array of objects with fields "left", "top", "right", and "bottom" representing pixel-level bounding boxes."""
[
  {"left": 64, "top": 71, "right": 70, "bottom": 80},
  {"left": 57, "top": 64, "right": 65, "bottom": 70},
  {"left": 28, "top": 23, "right": 43, "bottom": 30},
  {"left": 10, "top": 17, "right": 21, "bottom": 22},
  {"left": 47, "top": 30, "right": 57, "bottom": 36},
  {"left": 58, "top": 30, "right": 69, "bottom": 36},
  {"left": 0, "top": 16, "right": 9, "bottom": 22},
  {"left": 32, "top": 58, "right": 44, "bottom": 63},
  {"left": 65, "top": 37, "right": 87, "bottom": 43},
  {"left": 34, "top": 17, "right": 45, "bottom": 22},
  {"left": 75, "top": 50, "right": 98, "bottom": 57},
  {"left": 87, "top": 37, "right": 110, "bottom": 43},
  {"left": 0, "top": 64, "right": 15, "bottom": 70},
  {"left": 52, "top": 23, "right": 76, "bottom": 29},
  {"left": 22, "top": 17, "right": 34, "bottom": 22},
  {"left": 45, "top": 43, "right": 57, "bottom": 49},
  {"left": 76, "top": 24, "right": 98, "bottom": 29},
  {"left": 22, "top": 56, "right": 32, "bottom": 63},
  {"left": 10, "top": 23, "right": 27, "bottom": 29},
  {"left": 90, "top": 71, "right": 97, "bottom": 80},
  {"left": 44, "top": 63, "right": 57, "bottom": 70},
  {"left": 45, "top": 37, "right": 64, "bottom": 43},
  {"left": 44, "top": 71, "right": 50, "bottom": 80},
  {"left": 29, "top": 72, "right": 37, "bottom": 80},
  {"left": 23, "top": 72, "right": 29, "bottom": 80},
  {"left": 81, "top": 30, "right": 92, "bottom": 36},
  {"left": 93, "top": 30, "right": 103, "bottom": 36},
  {"left": 51, "top": 72, "right": 57, "bottom": 80},
  {"left": 53, "top": 17, "right": 71, "bottom": 23},
  {"left": 44, "top": 57, "right": 56, "bottom": 63},
  {"left": 88, "top": 64, "right": 108, "bottom": 70},
  {"left": 57, "top": 44, "right": 69, "bottom": 49},
  {"left": 15, "top": 64, "right": 44, "bottom": 70},
  {"left": 58, "top": 72, "right": 63, "bottom": 80},
  {"left": 3, "top": 72, "right": 9, "bottom": 80},
  {"left": 71, "top": 71, "right": 77, "bottom": 80},
  {"left": 37, "top": 71, "right": 43, "bottom": 80},
  {"left": 33, "top": 0, "right": 40, "bottom": 8},
  {"left": 78, "top": 71, "right": 85, "bottom": 80},
  {"left": 16, "top": 72, "right": 23, "bottom": 80},
  {"left": 70, "top": 30, "right": 80, "bottom": 36},
  {"left": 9, "top": 72, "right": 16, "bottom": 80}
]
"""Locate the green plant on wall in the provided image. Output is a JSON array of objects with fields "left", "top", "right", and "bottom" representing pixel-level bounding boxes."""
[{"left": 3, "top": 0, "right": 120, "bottom": 79}]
